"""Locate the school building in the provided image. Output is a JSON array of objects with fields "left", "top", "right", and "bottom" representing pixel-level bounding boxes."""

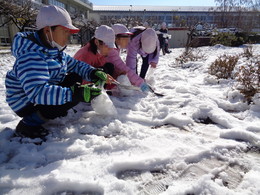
[
  {"left": 90, "top": 5, "right": 260, "bottom": 48},
  {"left": 1, "top": 2, "right": 259, "bottom": 47}
]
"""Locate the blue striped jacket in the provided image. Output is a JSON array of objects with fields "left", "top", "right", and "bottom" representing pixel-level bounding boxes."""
[{"left": 5, "top": 32, "right": 95, "bottom": 112}]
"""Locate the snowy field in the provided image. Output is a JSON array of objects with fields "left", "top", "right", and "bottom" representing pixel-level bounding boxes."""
[{"left": 0, "top": 44, "right": 260, "bottom": 195}]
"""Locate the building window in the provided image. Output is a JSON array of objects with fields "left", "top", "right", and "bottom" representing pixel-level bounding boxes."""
[
  {"left": 33, "top": 0, "right": 42, "bottom": 3},
  {"left": 49, "top": 0, "right": 65, "bottom": 8},
  {"left": 166, "top": 16, "right": 172, "bottom": 20},
  {"left": 0, "top": 16, "right": 10, "bottom": 46},
  {"left": 69, "top": 6, "right": 76, "bottom": 14},
  {"left": 80, "top": 0, "right": 91, "bottom": 4},
  {"left": 100, "top": 15, "right": 107, "bottom": 20},
  {"left": 0, "top": 27, "right": 9, "bottom": 37},
  {"left": 0, "top": 37, "right": 11, "bottom": 46},
  {"left": 158, "top": 16, "right": 165, "bottom": 21}
]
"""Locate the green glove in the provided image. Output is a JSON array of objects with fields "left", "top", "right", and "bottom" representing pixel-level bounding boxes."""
[
  {"left": 71, "top": 83, "right": 101, "bottom": 103},
  {"left": 90, "top": 69, "right": 107, "bottom": 85}
]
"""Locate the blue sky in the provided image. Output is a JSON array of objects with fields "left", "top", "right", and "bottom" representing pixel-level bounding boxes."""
[{"left": 90, "top": 0, "right": 217, "bottom": 6}]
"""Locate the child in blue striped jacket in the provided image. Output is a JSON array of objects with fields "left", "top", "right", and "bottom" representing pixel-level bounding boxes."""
[{"left": 5, "top": 5, "right": 114, "bottom": 140}]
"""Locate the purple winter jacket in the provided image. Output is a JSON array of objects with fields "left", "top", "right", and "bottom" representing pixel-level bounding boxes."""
[{"left": 126, "top": 31, "right": 160, "bottom": 71}]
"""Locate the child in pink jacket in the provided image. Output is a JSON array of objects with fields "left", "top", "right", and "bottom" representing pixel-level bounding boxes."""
[
  {"left": 74, "top": 25, "right": 116, "bottom": 77},
  {"left": 75, "top": 24, "right": 150, "bottom": 92},
  {"left": 106, "top": 24, "right": 149, "bottom": 91}
]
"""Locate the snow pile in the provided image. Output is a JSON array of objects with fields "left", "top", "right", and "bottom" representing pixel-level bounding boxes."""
[{"left": 0, "top": 44, "right": 260, "bottom": 195}]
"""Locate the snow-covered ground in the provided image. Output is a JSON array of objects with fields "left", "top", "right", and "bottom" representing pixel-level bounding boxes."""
[{"left": 0, "top": 44, "right": 260, "bottom": 195}]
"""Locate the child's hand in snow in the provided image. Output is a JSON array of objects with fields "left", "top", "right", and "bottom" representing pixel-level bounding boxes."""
[{"left": 140, "top": 82, "right": 151, "bottom": 92}]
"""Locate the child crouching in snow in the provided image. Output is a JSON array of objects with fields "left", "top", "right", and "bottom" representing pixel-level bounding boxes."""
[
  {"left": 74, "top": 25, "right": 151, "bottom": 93},
  {"left": 108, "top": 24, "right": 150, "bottom": 92},
  {"left": 5, "top": 5, "right": 114, "bottom": 140},
  {"left": 74, "top": 25, "right": 116, "bottom": 83},
  {"left": 126, "top": 26, "right": 160, "bottom": 79}
]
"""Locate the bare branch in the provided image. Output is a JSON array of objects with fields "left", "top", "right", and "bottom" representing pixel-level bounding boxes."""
[{"left": 0, "top": 0, "right": 37, "bottom": 31}]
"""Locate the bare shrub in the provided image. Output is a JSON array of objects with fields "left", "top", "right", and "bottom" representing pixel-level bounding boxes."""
[
  {"left": 242, "top": 45, "right": 254, "bottom": 59},
  {"left": 209, "top": 55, "right": 239, "bottom": 79},
  {"left": 235, "top": 57, "right": 260, "bottom": 102},
  {"left": 176, "top": 49, "right": 205, "bottom": 65}
]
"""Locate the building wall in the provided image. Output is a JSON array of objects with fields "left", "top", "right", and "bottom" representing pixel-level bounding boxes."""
[
  {"left": 90, "top": 9, "right": 260, "bottom": 31},
  {"left": 0, "top": 16, "right": 11, "bottom": 46},
  {"left": 90, "top": 8, "right": 217, "bottom": 28},
  {"left": 168, "top": 28, "right": 189, "bottom": 48}
]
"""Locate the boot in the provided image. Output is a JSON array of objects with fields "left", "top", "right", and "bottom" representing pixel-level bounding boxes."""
[
  {"left": 15, "top": 120, "right": 49, "bottom": 140},
  {"left": 15, "top": 111, "right": 49, "bottom": 140}
]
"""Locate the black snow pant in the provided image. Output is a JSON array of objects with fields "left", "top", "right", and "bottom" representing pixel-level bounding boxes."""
[
  {"left": 16, "top": 73, "right": 82, "bottom": 120},
  {"left": 140, "top": 55, "right": 150, "bottom": 79}
]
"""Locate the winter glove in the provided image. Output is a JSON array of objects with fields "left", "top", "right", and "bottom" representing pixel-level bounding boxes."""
[
  {"left": 90, "top": 69, "right": 107, "bottom": 86},
  {"left": 71, "top": 83, "right": 101, "bottom": 103},
  {"left": 140, "top": 82, "right": 151, "bottom": 92}
]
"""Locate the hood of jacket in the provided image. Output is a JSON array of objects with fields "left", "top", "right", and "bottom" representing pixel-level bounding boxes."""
[{"left": 11, "top": 31, "right": 62, "bottom": 59}]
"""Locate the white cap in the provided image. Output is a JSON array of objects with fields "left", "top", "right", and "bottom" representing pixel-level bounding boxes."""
[
  {"left": 94, "top": 25, "right": 116, "bottom": 48},
  {"left": 111, "top": 24, "right": 133, "bottom": 36},
  {"left": 36, "top": 5, "right": 79, "bottom": 34},
  {"left": 143, "top": 22, "right": 149, "bottom": 28},
  {"left": 141, "top": 28, "right": 157, "bottom": 54},
  {"left": 161, "top": 22, "right": 167, "bottom": 27}
]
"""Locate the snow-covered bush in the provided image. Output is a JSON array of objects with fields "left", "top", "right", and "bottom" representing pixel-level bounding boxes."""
[
  {"left": 235, "top": 57, "right": 260, "bottom": 103},
  {"left": 209, "top": 54, "right": 239, "bottom": 79},
  {"left": 175, "top": 48, "right": 205, "bottom": 65}
]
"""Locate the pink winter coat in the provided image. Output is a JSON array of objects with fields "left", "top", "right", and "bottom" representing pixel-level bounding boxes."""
[
  {"left": 126, "top": 32, "right": 160, "bottom": 71},
  {"left": 106, "top": 48, "right": 144, "bottom": 87},
  {"left": 74, "top": 43, "right": 106, "bottom": 68}
]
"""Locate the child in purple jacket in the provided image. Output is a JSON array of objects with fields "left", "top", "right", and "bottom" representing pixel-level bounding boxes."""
[{"left": 126, "top": 26, "right": 160, "bottom": 79}]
